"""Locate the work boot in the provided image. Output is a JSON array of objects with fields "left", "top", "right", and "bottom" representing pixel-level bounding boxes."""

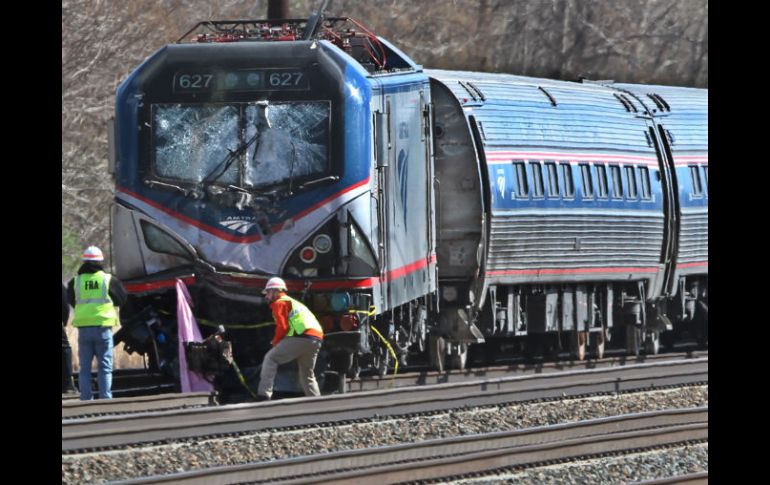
[
  {"left": 62, "top": 347, "right": 78, "bottom": 394},
  {"left": 62, "top": 376, "right": 78, "bottom": 395}
]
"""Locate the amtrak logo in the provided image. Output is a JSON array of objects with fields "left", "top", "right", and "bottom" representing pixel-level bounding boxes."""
[
  {"left": 220, "top": 216, "right": 258, "bottom": 234},
  {"left": 397, "top": 148, "right": 409, "bottom": 231},
  {"left": 497, "top": 174, "right": 506, "bottom": 199}
]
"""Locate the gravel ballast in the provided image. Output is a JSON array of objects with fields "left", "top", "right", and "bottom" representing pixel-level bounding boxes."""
[
  {"left": 441, "top": 442, "right": 708, "bottom": 484},
  {"left": 62, "top": 385, "right": 708, "bottom": 484}
]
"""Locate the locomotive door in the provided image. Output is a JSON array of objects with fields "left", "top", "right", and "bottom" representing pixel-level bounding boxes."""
[{"left": 374, "top": 97, "right": 393, "bottom": 310}]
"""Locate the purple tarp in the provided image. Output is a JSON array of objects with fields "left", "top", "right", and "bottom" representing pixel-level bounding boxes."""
[{"left": 176, "top": 279, "right": 214, "bottom": 393}]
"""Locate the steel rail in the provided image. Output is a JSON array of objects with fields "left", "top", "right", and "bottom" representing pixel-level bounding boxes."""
[
  {"left": 348, "top": 351, "right": 707, "bottom": 392},
  {"left": 62, "top": 392, "right": 215, "bottom": 419},
  {"left": 109, "top": 407, "right": 708, "bottom": 484},
  {"left": 62, "top": 358, "right": 707, "bottom": 452}
]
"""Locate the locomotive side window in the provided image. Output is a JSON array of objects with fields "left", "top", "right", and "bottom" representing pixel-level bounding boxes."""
[
  {"left": 561, "top": 163, "right": 574, "bottom": 198},
  {"left": 689, "top": 165, "right": 703, "bottom": 196},
  {"left": 580, "top": 164, "right": 594, "bottom": 199},
  {"left": 530, "top": 162, "right": 544, "bottom": 198},
  {"left": 595, "top": 164, "right": 608, "bottom": 198},
  {"left": 610, "top": 165, "right": 623, "bottom": 198},
  {"left": 348, "top": 219, "right": 378, "bottom": 275},
  {"left": 639, "top": 167, "right": 652, "bottom": 199},
  {"left": 703, "top": 165, "right": 708, "bottom": 192},
  {"left": 625, "top": 166, "right": 638, "bottom": 199},
  {"left": 546, "top": 162, "right": 559, "bottom": 197},
  {"left": 514, "top": 161, "right": 529, "bottom": 197},
  {"left": 140, "top": 221, "right": 194, "bottom": 260}
]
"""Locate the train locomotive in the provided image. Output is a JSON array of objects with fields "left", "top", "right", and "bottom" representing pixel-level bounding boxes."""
[{"left": 109, "top": 13, "right": 707, "bottom": 397}]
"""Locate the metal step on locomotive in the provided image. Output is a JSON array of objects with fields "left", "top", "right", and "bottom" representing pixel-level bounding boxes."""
[{"left": 109, "top": 4, "right": 707, "bottom": 400}]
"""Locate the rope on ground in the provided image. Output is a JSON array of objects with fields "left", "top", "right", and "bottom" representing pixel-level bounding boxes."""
[{"left": 229, "top": 359, "right": 260, "bottom": 400}]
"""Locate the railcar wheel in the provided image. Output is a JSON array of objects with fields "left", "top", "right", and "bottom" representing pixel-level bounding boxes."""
[
  {"left": 645, "top": 330, "right": 660, "bottom": 355},
  {"left": 572, "top": 331, "right": 588, "bottom": 361},
  {"left": 449, "top": 343, "right": 468, "bottom": 370},
  {"left": 626, "top": 324, "right": 642, "bottom": 356},
  {"left": 591, "top": 328, "right": 607, "bottom": 359},
  {"left": 428, "top": 335, "right": 446, "bottom": 372}
]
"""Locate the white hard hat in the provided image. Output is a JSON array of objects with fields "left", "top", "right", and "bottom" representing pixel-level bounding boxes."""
[
  {"left": 82, "top": 246, "right": 104, "bottom": 262},
  {"left": 262, "top": 276, "right": 287, "bottom": 294}
]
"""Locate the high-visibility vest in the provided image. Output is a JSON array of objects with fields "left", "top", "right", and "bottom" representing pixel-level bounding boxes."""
[
  {"left": 73, "top": 271, "right": 119, "bottom": 328},
  {"left": 279, "top": 295, "right": 323, "bottom": 337}
]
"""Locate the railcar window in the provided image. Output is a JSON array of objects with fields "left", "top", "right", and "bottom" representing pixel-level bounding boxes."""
[
  {"left": 546, "top": 162, "right": 559, "bottom": 197},
  {"left": 625, "top": 166, "right": 638, "bottom": 199},
  {"left": 639, "top": 167, "right": 652, "bottom": 199},
  {"left": 580, "top": 164, "right": 594, "bottom": 198},
  {"left": 530, "top": 162, "right": 544, "bottom": 198},
  {"left": 514, "top": 162, "right": 529, "bottom": 197},
  {"left": 689, "top": 165, "right": 703, "bottom": 196},
  {"left": 152, "top": 101, "right": 330, "bottom": 190},
  {"left": 610, "top": 165, "right": 623, "bottom": 198},
  {"left": 595, "top": 164, "right": 608, "bottom": 198},
  {"left": 561, "top": 163, "right": 574, "bottom": 198}
]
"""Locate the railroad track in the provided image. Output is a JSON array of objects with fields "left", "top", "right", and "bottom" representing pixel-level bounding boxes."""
[
  {"left": 347, "top": 350, "right": 707, "bottom": 392},
  {"left": 73, "top": 368, "right": 177, "bottom": 398},
  {"left": 62, "top": 392, "right": 215, "bottom": 419},
  {"left": 62, "top": 357, "right": 707, "bottom": 453},
  {"left": 61, "top": 351, "right": 704, "bottom": 416},
  {"left": 631, "top": 472, "right": 709, "bottom": 484},
  {"left": 109, "top": 407, "right": 708, "bottom": 484}
]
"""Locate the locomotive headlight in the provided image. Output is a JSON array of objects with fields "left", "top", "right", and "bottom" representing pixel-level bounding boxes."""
[
  {"left": 330, "top": 292, "right": 351, "bottom": 312},
  {"left": 313, "top": 234, "right": 332, "bottom": 254},
  {"left": 300, "top": 246, "right": 317, "bottom": 263}
]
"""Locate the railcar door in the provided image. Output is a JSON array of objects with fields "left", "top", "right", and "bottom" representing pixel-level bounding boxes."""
[{"left": 646, "top": 122, "right": 680, "bottom": 297}]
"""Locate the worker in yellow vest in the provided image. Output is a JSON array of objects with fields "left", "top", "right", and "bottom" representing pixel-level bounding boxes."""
[
  {"left": 66, "top": 246, "right": 126, "bottom": 400},
  {"left": 257, "top": 277, "right": 324, "bottom": 400}
]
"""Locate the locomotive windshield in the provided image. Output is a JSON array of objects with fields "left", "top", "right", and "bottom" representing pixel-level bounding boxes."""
[{"left": 152, "top": 100, "right": 330, "bottom": 190}]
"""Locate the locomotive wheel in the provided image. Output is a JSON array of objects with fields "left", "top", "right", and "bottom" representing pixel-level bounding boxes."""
[
  {"left": 371, "top": 346, "right": 390, "bottom": 377},
  {"left": 591, "top": 328, "right": 607, "bottom": 359},
  {"left": 572, "top": 331, "right": 588, "bottom": 361},
  {"left": 449, "top": 343, "right": 468, "bottom": 370},
  {"left": 345, "top": 353, "right": 360, "bottom": 380},
  {"left": 377, "top": 348, "right": 390, "bottom": 377},
  {"left": 645, "top": 330, "right": 660, "bottom": 355},
  {"left": 414, "top": 305, "right": 427, "bottom": 353},
  {"left": 626, "top": 324, "right": 642, "bottom": 356},
  {"left": 428, "top": 335, "right": 446, "bottom": 372}
]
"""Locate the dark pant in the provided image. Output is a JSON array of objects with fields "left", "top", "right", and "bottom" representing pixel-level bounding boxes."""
[{"left": 62, "top": 326, "right": 75, "bottom": 392}]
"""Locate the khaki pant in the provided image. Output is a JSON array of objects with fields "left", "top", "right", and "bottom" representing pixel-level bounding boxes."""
[{"left": 258, "top": 337, "right": 322, "bottom": 399}]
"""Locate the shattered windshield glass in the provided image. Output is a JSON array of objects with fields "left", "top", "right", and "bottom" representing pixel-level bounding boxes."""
[
  {"left": 152, "top": 101, "right": 330, "bottom": 190},
  {"left": 244, "top": 101, "right": 330, "bottom": 188},
  {"left": 153, "top": 105, "right": 240, "bottom": 184}
]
